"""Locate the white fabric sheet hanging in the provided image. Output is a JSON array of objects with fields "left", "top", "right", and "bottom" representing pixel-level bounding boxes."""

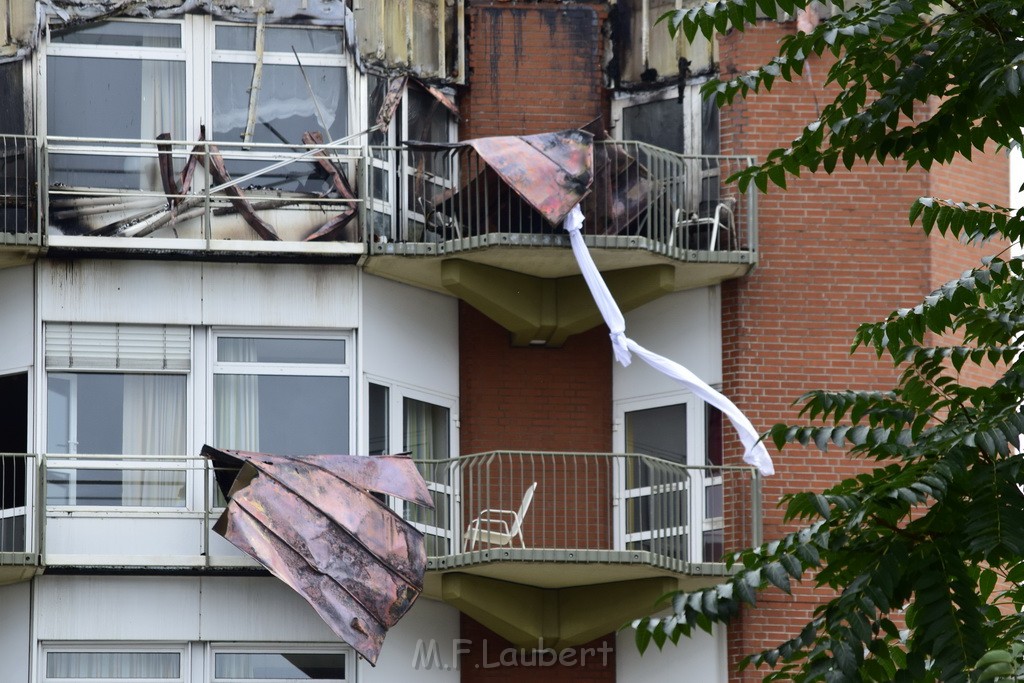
[{"left": 563, "top": 204, "right": 775, "bottom": 476}]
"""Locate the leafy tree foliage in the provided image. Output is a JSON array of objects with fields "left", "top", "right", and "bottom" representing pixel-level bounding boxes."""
[{"left": 633, "top": 1, "right": 1024, "bottom": 681}]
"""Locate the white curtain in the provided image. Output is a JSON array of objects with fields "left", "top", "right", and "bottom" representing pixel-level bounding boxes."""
[
  {"left": 214, "top": 339, "right": 261, "bottom": 452},
  {"left": 121, "top": 374, "right": 187, "bottom": 506},
  {"left": 139, "top": 59, "right": 186, "bottom": 191},
  {"left": 46, "top": 652, "right": 180, "bottom": 679}
]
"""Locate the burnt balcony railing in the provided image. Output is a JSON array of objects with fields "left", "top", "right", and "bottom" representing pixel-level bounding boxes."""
[
  {"left": 0, "top": 453, "right": 39, "bottom": 576},
  {"left": 366, "top": 141, "right": 757, "bottom": 263},
  {"left": 4, "top": 136, "right": 757, "bottom": 272},
  {"left": 41, "top": 134, "right": 365, "bottom": 254},
  {"left": 0, "top": 134, "right": 42, "bottom": 249},
  {"left": 408, "top": 451, "right": 762, "bottom": 577}
]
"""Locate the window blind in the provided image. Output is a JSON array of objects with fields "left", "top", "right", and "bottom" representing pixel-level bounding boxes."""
[{"left": 45, "top": 323, "right": 191, "bottom": 371}]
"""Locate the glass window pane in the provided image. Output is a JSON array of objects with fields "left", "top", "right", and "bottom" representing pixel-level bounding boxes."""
[
  {"left": 51, "top": 21, "right": 181, "bottom": 48},
  {"left": 703, "top": 528, "right": 724, "bottom": 562},
  {"left": 403, "top": 398, "right": 448, "bottom": 462},
  {"left": 368, "top": 383, "right": 389, "bottom": 455},
  {"left": 624, "top": 404, "right": 686, "bottom": 488},
  {"left": 214, "top": 652, "right": 346, "bottom": 679},
  {"left": 218, "top": 337, "right": 345, "bottom": 364},
  {"left": 212, "top": 62, "right": 348, "bottom": 147},
  {"left": 215, "top": 26, "right": 344, "bottom": 54},
  {"left": 45, "top": 467, "right": 186, "bottom": 507},
  {"left": 46, "top": 651, "right": 180, "bottom": 678},
  {"left": 705, "top": 404, "right": 723, "bottom": 468},
  {"left": 214, "top": 375, "right": 349, "bottom": 455},
  {"left": 622, "top": 99, "right": 685, "bottom": 154},
  {"left": 705, "top": 483, "right": 723, "bottom": 518},
  {"left": 46, "top": 373, "right": 187, "bottom": 456},
  {"left": 47, "top": 56, "right": 185, "bottom": 189}
]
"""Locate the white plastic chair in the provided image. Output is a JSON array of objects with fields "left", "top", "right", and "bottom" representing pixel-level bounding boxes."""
[{"left": 462, "top": 482, "right": 538, "bottom": 551}]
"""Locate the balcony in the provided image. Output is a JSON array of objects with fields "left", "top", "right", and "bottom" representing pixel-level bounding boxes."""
[
  {"left": 2, "top": 134, "right": 756, "bottom": 342},
  {"left": 411, "top": 451, "right": 762, "bottom": 648},
  {"left": 21, "top": 451, "right": 759, "bottom": 646},
  {"left": 0, "top": 454, "right": 40, "bottom": 585},
  {"left": 0, "top": 135, "right": 43, "bottom": 268}
]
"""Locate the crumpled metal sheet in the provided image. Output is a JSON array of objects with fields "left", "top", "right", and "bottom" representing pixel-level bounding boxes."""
[
  {"left": 202, "top": 445, "right": 433, "bottom": 666},
  {"left": 410, "top": 129, "right": 594, "bottom": 227}
]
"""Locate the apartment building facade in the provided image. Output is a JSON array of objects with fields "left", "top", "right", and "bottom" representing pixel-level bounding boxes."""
[{"left": 0, "top": 1, "right": 1007, "bottom": 682}]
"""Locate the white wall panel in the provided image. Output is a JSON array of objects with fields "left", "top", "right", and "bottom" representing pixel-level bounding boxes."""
[
  {"left": 40, "top": 260, "right": 202, "bottom": 324},
  {"left": 613, "top": 286, "right": 722, "bottom": 405},
  {"left": 362, "top": 275, "right": 458, "bottom": 397},
  {"left": 38, "top": 261, "right": 360, "bottom": 329},
  {"left": 197, "top": 576, "right": 341, "bottom": 642},
  {"left": 0, "top": 582, "right": 30, "bottom": 683},
  {"left": 36, "top": 575, "right": 201, "bottom": 640},
  {"left": 0, "top": 265, "right": 34, "bottom": 372},
  {"left": 616, "top": 623, "right": 727, "bottom": 682},
  {"left": 360, "top": 599, "right": 460, "bottom": 683},
  {"left": 199, "top": 263, "right": 359, "bottom": 328}
]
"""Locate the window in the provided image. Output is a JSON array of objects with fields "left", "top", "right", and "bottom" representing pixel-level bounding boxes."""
[
  {"left": 45, "top": 17, "right": 351, "bottom": 194},
  {"left": 365, "top": 75, "right": 457, "bottom": 243},
  {"left": 213, "top": 652, "right": 347, "bottom": 681},
  {"left": 616, "top": 84, "right": 721, "bottom": 214},
  {"left": 44, "top": 323, "right": 191, "bottom": 508},
  {"left": 212, "top": 335, "right": 352, "bottom": 456},
  {"left": 616, "top": 395, "right": 723, "bottom": 562},
  {"left": 367, "top": 381, "right": 456, "bottom": 555},
  {"left": 44, "top": 650, "right": 184, "bottom": 681}
]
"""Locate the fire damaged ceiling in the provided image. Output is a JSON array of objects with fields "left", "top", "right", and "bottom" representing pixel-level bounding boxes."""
[{"left": 203, "top": 446, "right": 433, "bottom": 665}]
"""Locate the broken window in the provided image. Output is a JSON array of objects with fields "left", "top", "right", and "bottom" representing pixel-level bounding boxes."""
[
  {"left": 614, "top": 84, "right": 724, "bottom": 243},
  {"left": 44, "top": 17, "right": 356, "bottom": 241},
  {"left": 612, "top": 0, "right": 714, "bottom": 85},
  {"left": 47, "top": 20, "right": 186, "bottom": 190},
  {"left": 365, "top": 76, "right": 456, "bottom": 243},
  {"left": 211, "top": 24, "right": 349, "bottom": 192},
  {"left": 353, "top": 0, "right": 463, "bottom": 81},
  {"left": 213, "top": 652, "right": 347, "bottom": 680}
]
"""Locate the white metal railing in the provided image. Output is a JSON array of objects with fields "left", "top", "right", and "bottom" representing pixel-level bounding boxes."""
[
  {"left": 0, "top": 134, "right": 41, "bottom": 246},
  {"left": 44, "top": 134, "right": 364, "bottom": 247},
  {"left": 366, "top": 141, "right": 757, "bottom": 261},
  {"left": 409, "top": 451, "right": 762, "bottom": 572},
  {"left": 0, "top": 453, "right": 38, "bottom": 564},
  {"left": 30, "top": 451, "right": 761, "bottom": 574}
]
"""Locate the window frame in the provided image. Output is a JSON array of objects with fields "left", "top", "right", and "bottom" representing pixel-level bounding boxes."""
[
  {"left": 613, "top": 391, "right": 720, "bottom": 563},
  {"left": 208, "top": 643, "right": 351, "bottom": 683},
  {"left": 40, "top": 643, "right": 188, "bottom": 683}
]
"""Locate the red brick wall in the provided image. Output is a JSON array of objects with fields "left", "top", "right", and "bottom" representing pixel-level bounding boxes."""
[
  {"left": 461, "top": 2, "right": 608, "bottom": 139},
  {"left": 456, "top": 5, "right": 616, "bottom": 679},
  {"left": 717, "top": 21, "right": 1009, "bottom": 681},
  {"left": 458, "top": 615, "right": 616, "bottom": 683}
]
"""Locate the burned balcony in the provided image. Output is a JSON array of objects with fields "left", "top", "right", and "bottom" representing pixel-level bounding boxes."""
[
  {"left": 408, "top": 451, "right": 762, "bottom": 649},
  {"left": 0, "top": 453, "right": 40, "bottom": 585},
  {"left": 0, "top": 135, "right": 43, "bottom": 268},
  {"left": 43, "top": 134, "right": 364, "bottom": 257},
  {"left": 363, "top": 133, "right": 758, "bottom": 345}
]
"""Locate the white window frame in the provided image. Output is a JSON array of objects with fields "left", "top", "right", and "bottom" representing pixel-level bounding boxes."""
[
  {"left": 363, "top": 76, "right": 458, "bottom": 243},
  {"left": 364, "top": 376, "right": 459, "bottom": 554},
  {"left": 207, "top": 329, "right": 356, "bottom": 490},
  {"left": 613, "top": 391, "right": 709, "bottom": 562},
  {"left": 208, "top": 643, "right": 352, "bottom": 683},
  {"left": 40, "top": 643, "right": 188, "bottom": 683},
  {"left": 41, "top": 323, "right": 195, "bottom": 512}
]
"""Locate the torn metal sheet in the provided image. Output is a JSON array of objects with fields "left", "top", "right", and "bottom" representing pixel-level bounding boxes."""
[
  {"left": 412, "top": 129, "right": 594, "bottom": 227},
  {"left": 203, "top": 445, "right": 433, "bottom": 666}
]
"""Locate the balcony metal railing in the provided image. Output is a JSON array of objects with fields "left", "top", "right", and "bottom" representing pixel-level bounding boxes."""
[
  {"left": 28, "top": 452, "right": 760, "bottom": 578},
  {"left": 410, "top": 451, "right": 762, "bottom": 575},
  {"left": 0, "top": 453, "right": 39, "bottom": 567},
  {"left": 366, "top": 141, "right": 757, "bottom": 261},
  {"left": 44, "top": 135, "right": 364, "bottom": 249},
  {"left": 2, "top": 135, "right": 757, "bottom": 266},
  {"left": 0, "top": 134, "right": 41, "bottom": 247}
]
